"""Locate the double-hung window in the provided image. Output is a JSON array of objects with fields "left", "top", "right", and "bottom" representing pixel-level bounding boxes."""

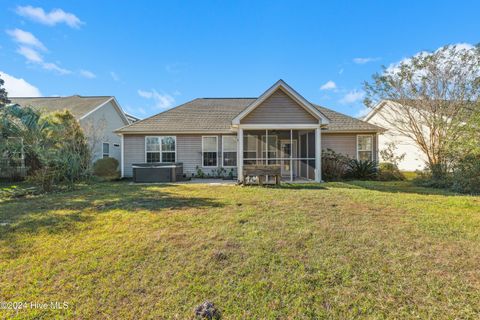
[
  {"left": 202, "top": 136, "right": 218, "bottom": 167},
  {"left": 145, "top": 136, "right": 176, "bottom": 163},
  {"left": 102, "top": 143, "right": 110, "bottom": 158},
  {"left": 357, "top": 135, "right": 373, "bottom": 161},
  {"left": 222, "top": 136, "right": 237, "bottom": 167},
  {"left": 161, "top": 137, "right": 176, "bottom": 162}
]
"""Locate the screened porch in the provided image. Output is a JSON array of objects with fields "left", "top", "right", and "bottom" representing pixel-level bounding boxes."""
[{"left": 240, "top": 129, "right": 318, "bottom": 182}]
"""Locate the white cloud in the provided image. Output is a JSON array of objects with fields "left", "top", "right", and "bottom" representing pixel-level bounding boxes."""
[
  {"left": 340, "top": 90, "right": 365, "bottom": 104},
  {"left": 0, "top": 71, "right": 42, "bottom": 97},
  {"left": 353, "top": 57, "right": 380, "bottom": 64},
  {"left": 17, "top": 46, "right": 43, "bottom": 63},
  {"left": 16, "top": 46, "right": 70, "bottom": 75},
  {"left": 42, "top": 62, "right": 71, "bottom": 75},
  {"left": 110, "top": 71, "right": 120, "bottom": 81},
  {"left": 338, "top": 68, "right": 344, "bottom": 75},
  {"left": 79, "top": 69, "right": 96, "bottom": 79},
  {"left": 6, "top": 29, "right": 46, "bottom": 51},
  {"left": 16, "top": 5, "right": 84, "bottom": 28},
  {"left": 138, "top": 89, "right": 175, "bottom": 110},
  {"left": 320, "top": 80, "right": 337, "bottom": 91}
]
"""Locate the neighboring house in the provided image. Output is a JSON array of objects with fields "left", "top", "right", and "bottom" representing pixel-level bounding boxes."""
[
  {"left": 125, "top": 113, "right": 140, "bottom": 124},
  {"left": 364, "top": 99, "right": 428, "bottom": 171},
  {"left": 116, "top": 80, "right": 384, "bottom": 182},
  {"left": 10, "top": 95, "right": 133, "bottom": 163}
]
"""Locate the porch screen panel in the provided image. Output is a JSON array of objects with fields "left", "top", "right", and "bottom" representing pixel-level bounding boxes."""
[
  {"left": 242, "top": 129, "right": 318, "bottom": 181},
  {"left": 300, "top": 133, "right": 308, "bottom": 178},
  {"left": 262, "top": 134, "right": 278, "bottom": 165},
  {"left": 307, "top": 132, "right": 316, "bottom": 179},
  {"left": 244, "top": 134, "right": 261, "bottom": 165},
  {"left": 307, "top": 132, "right": 315, "bottom": 158}
]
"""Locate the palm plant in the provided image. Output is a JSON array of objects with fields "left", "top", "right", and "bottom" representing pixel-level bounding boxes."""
[
  {"left": 0, "top": 104, "right": 49, "bottom": 172},
  {"left": 347, "top": 159, "right": 378, "bottom": 180}
]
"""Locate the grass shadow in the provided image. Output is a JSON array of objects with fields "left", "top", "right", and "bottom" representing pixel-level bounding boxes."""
[
  {"left": 0, "top": 181, "right": 224, "bottom": 257},
  {"left": 276, "top": 183, "right": 327, "bottom": 190},
  {"left": 325, "top": 180, "right": 464, "bottom": 196}
]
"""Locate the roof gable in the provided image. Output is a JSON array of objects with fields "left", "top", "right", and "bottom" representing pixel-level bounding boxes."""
[
  {"left": 232, "top": 80, "right": 330, "bottom": 125},
  {"left": 9, "top": 95, "right": 130, "bottom": 125},
  {"left": 241, "top": 88, "right": 319, "bottom": 124}
]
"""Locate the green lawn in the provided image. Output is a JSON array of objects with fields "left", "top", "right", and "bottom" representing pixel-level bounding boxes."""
[{"left": 1, "top": 180, "right": 479, "bottom": 319}]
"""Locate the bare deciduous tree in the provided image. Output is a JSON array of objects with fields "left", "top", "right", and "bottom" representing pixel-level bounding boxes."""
[
  {"left": 81, "top": 116, "right": 107, "bottom": 162},
  {"left": 364, "top": 44, "right": 480, "bottom": 177}
]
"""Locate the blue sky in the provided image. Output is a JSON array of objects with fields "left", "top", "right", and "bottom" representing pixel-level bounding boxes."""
[{"left": 1, "top": 1, "right": 478, "bottom": 118}]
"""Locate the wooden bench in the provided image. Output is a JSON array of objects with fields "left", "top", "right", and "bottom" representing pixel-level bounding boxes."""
[{"left": 243, "top": 165, "right": 281, "bottom": 185}]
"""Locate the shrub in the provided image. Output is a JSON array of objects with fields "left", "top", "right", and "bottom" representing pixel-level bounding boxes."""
[
  {"left": 227, "top": 168, "right": 235, "bottom": 180},
  {"left": 213, "top": 167, "right": 226, "bottom": 178},
  {"left": 93, "top": 157, "right": 120, "bottom": 180},
  {"left": 451, "top": 155, "right": 480, "bottom": 194},
  {"left": 321, "top": 149, "right": 350, "bottom": 181},
  {"left": 413, "top": 169, "right": 453, "bottom": 189},
  {"left": 379, "top": 142, "right": 406, "bottom": 167},
  {"left": 377, "top": 162, "right": 405, "bottom": 181},
  {"left": 195, "top": 166, "right": 206, "bottom": 178},
  {"left": 347, "top": 159, "right": 378, "bottom": 180}
]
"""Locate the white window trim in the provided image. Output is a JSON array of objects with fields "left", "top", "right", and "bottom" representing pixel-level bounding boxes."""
[
  {"left": 202, "top": 135, "right": 218, "bottom": 168},
  {"left": 144, "top": 136, "right": 177, "bottom": 163},
  {"left": 222, "top": 135, "right": 237, "bottom": 168},
  {"left": 102, "top": 142, "right": 110, "bottom": 158},
  {"left": 356, "top": 134, "right": 374, "bottom": 161}
]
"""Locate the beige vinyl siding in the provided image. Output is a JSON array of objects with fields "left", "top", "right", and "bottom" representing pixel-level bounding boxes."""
[
  {"left": 123, "top": 135, "right": 146, "bottom": 177},
  {"left": 123, "top": 134, "right": 237, "bottom": 178},
  {"left": 80, "top": 101, "right": 128, "bottom": 163},
  {"left": 178, "top": 135, "right": 237, "bottom": 176},
  {"left": 322, "top": 133, "right": 378, "bottom": 161},
  {"left": 241, "top": 89, "right": 318, "bottom": 124}
]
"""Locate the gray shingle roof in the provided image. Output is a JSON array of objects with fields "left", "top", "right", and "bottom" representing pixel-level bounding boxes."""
[
  {"left": 116, "top": 98, "right": 384, "bottom": 133},
  {"left": 9, "top": 95, "right": 112, "bottom": 119},
  {"left": 313, "top": 104, "right": 384, "bottom": 132}
]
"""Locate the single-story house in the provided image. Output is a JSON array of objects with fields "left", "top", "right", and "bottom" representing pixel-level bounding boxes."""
[
  {"left": 10, "top": 95, "right": 136, "bottom": 164},
  {"left": 116, "top": 80, "right": 384, "bottom": 182},
  {"left": 364, "top": 99, "right": 427, "bottom": 171}
]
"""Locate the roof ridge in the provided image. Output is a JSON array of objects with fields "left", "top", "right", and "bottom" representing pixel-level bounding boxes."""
[
  {"left": 10, "top": 95, "right": 113, "bottom": 99},
  {"left": 116, "top": 96, "right": 385, "bottom": 134},
  {"left": 199, "top": 97, "right": 257, "bottom": 99},
  {"left": 114, "top": 98, "right": 203, "bottom": 132}
]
